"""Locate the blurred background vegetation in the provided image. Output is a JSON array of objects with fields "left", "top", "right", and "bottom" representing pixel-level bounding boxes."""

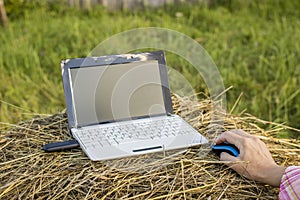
[{"left": 0, "top": 0, "right": 299, "bottom": 138}]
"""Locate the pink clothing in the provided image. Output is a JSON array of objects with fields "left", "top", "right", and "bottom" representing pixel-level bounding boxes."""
[{"left": 279, "top": 166, "right": 300, "bottom": 200}]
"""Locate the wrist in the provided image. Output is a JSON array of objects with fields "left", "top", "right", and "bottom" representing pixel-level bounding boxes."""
[{"left": 261, "top": 165, "right": 286, "bottom": 187}]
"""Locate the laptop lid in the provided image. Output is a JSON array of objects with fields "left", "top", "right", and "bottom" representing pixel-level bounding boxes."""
[{"left": 61, "top": 51, "right": 173, "bottom": 129}]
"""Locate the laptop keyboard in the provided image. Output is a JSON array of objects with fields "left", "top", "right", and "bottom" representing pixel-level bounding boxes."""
[{"left": 75, "top": 116, "right": 196, "bottom": 149}]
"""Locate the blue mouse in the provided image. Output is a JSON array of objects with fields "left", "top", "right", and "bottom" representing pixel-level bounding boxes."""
[{"left": 212, "top": 142, "right": 240, "bottom": 157}]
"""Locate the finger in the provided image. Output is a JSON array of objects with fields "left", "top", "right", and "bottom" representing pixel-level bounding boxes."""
[
  {"left": 220, "top": 152, "right": 248, "bottom": 176},
  {"left": 215, "top": 131, "right": 243, "bottom": 150},
  {"left": 220, "top": 152, "right": 239, "bottom": 162}
]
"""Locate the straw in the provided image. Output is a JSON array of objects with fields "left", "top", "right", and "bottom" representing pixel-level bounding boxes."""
[{"left": 0, "top": 95, "right": 299, "bottom": 199}]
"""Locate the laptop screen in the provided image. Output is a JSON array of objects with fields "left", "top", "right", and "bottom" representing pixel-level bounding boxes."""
[{"left": 69, "top": 60, "right": 167, "bottom": 126}]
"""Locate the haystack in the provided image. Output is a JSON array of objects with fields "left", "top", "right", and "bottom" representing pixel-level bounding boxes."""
[{"left": 1, "top": 95, "right": 299, "bottom": 199}]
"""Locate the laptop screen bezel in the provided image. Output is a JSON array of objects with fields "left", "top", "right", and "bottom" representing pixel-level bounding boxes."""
[{"left": 61, "top": 51, "right": 173, "bottom": 128}]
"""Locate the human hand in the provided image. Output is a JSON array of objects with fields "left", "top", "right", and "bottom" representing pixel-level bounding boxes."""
[{"left": 215, "top": 129, "right": 285, "bottom": 187}]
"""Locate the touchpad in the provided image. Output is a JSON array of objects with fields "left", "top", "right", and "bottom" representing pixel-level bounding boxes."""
[{"left": 133, "top": 146, "right": 163, "bottom": 153}]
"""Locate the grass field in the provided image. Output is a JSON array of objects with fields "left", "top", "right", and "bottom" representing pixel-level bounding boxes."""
[{"left": 0, "top": 0, "right": 299, "bottom": 138}]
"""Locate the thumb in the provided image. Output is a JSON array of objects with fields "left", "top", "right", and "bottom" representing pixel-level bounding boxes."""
[
  {"left": 220, "top": 152, "right": 239, "bottom": 162},
  {"left": 220, "top": 152, "right": 246, "bottom": 175}
]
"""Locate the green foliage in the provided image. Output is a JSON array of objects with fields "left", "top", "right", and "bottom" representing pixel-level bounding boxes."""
[
  {"left": 0, "top": 0, "right": 299, "bottom": 138},
  {"left": 4, "top": 0, "right": 45, "bottom": 19}
]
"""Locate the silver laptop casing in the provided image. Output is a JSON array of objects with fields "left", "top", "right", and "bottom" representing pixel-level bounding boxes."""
[{"left": 61, "top": 51, "right": 208, "bottom": 161}]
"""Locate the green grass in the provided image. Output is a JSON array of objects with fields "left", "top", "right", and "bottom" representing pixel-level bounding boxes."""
[{"left": 0, "top": 0, "right": 299, "bottom": 138}]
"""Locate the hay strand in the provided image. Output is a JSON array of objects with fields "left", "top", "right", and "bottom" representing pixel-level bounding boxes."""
[{"left": 0, "top": 96, "right": 299, "bottom": 199}]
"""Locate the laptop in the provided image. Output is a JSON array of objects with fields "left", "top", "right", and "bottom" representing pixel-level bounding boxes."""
[{"left": 61, "top": 51, "right": 208, "bottom": 161}]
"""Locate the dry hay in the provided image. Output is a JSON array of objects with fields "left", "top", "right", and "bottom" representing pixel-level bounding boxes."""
[{"left": 0, "top": 95, "right": 299, "bottom": 200}]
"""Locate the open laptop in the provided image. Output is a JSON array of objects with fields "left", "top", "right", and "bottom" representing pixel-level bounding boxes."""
[{"left": 61, "top": 51, "right": 208, "bottom": 161}]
